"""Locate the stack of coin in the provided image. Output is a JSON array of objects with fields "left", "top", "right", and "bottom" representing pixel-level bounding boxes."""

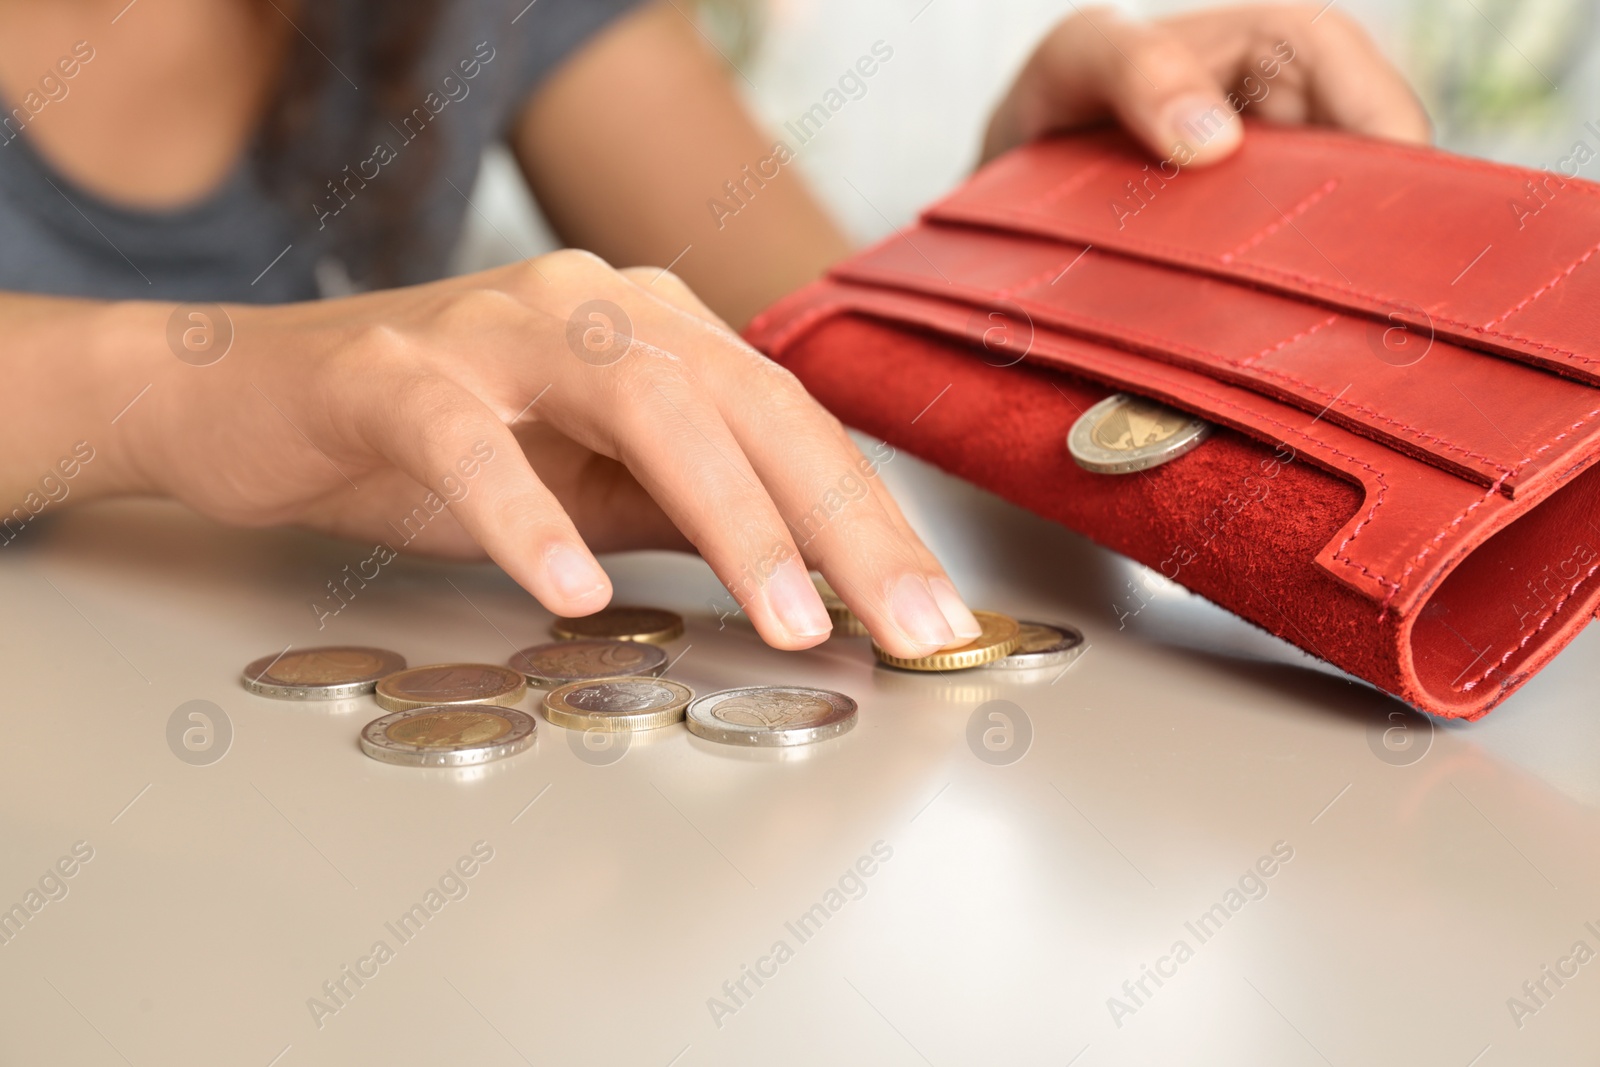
[
  {"left": 246, "top": 598, "right": 1081, "bottom": 767},
  {"left": 551, "top": 606, "right": 684, "bottom": 644},
  {"left": 686, "top": 686, "right": 857, "bottom": 747},
  {"left": 359, "top": 705, "right": 536, "bottom": 767},
  {"left": 374, "top": 664, "right": 526, "bottom": 712},
  {"left": 241, "top": 646, "right": 406, "bottom": 700},
  {"left": 812, "top": 574, "right": 868, "bottom": 637},
  {"left": 509, "top": 639, "right": 668, "bottom": 688},
  {"left": 872, "top": 610, "right": 1021, "bottom": 672},
  {"left": 542, "top": 677, "right": 695, "bottom": 732}
]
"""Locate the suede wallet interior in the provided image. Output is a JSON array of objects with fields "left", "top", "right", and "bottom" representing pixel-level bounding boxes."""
[{"left": 745, "top": 123, "right": 1600, "bottom": 720}]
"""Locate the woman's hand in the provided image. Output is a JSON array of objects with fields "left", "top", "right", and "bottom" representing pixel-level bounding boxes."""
[
  {"left": 118, "top": 251, "right": 981, "bottom": 656},
  {"left": 984, "top": 3, "right": 1431, "bottom": 165}
]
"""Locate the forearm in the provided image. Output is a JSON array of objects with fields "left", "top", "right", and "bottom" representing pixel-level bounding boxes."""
[
  {"left": 0, "top": 292, "right": 166, "bottom": 510},
  {"left": 513, "top": 1, "right": 851, "bottom": 329}
]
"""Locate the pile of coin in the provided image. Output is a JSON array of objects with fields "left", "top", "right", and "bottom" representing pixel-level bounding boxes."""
[{"left": 240, "top": 597, "right": 1084, "bottom": 767}]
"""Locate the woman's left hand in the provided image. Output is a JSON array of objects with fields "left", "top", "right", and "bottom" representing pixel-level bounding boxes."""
[{"left": 984, "top": 3, "right": 1431, "bottom": 166}]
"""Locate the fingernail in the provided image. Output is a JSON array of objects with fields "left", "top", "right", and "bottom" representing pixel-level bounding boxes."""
[
  {"left": 889, "top": 573, "right": 956, "bottom": 650},
  {"left": 1162, "top": 93, "right": 1241, "bottom": 160},
  {"left": 929, "top": 577, "right": 981, "bottom": 642},
  {"left": 765, "top": 557, "right": 833, "bottom": 638},
  {"left": 544, "top": 541, "right": 608, "bottom": 601}
]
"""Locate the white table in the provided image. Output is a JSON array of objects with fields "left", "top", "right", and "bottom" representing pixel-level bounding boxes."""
[{"left": 2, "top": 450, "right": 1596, "bottom": 1066}]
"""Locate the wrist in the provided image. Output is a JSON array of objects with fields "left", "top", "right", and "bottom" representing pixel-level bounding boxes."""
[{"left": 85, "top": 299, "right": 191, "bottom": 499}]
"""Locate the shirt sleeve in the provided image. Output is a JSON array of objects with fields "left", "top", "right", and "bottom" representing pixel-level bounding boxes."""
[{"left": 500, "top": 0, "right": 650, "bottom": 128}]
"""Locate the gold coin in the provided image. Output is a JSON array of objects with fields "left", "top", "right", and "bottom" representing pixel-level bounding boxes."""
[
  {"left": 813, "top": 574, "right": 869, "bottom": 637},
  {"left": 374, "top": 663, "right": 526, "bottom": 712},
  {"left": 550, "top": 606, "right": 684, "bottom": 645},
  {"left": 872, "top": 610, "right": 1022, "bottom": 671}
]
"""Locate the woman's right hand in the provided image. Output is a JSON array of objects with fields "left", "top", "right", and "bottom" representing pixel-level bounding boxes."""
[{"left": 114, "top": 250, "right": 981, "bottom": 656}]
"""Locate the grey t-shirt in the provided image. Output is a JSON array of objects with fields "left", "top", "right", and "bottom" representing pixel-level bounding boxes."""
[{"left": 0, "top": 0, "right": 639, "bottom": 303}]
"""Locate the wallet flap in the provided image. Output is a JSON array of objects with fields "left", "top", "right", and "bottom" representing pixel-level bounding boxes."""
[
  {"left": 832, "top": 222, "right": 1600, "bottom": 500},
  {"left": 927, "top": 123, "right": 1600, "bottom": 386},
  {"left": 749, "top": 281, "right": 1528, "bottom": 614}
]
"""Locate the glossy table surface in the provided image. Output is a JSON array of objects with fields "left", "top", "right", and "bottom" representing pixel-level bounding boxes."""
[{"left": 2, "top": 448, "right": 1597, "bottom": 1067}]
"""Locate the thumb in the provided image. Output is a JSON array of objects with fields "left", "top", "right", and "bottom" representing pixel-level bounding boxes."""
[{"left": 1093, "top": 21, "right": 1243, "bottom": 166}]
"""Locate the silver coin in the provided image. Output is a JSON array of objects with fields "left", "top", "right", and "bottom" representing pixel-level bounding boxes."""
[
  {"left": 543, "top": 677, "right": 694, "bottom": 732},
  {"left": 359, "top": 705, "right": 536, "bottom": 767},
  {"left": 985, "top": 621, "right": 1086, "bottom": 670},
  {"left": 509, "top": 639, "right": 668, "bottom": 688},
  {"left": 1068, "top": 393, "right": 1211, "bottom": 474},
  {"left": 686, "top": 686, "right": 857, "bottom": 747},
  {"left": 241, "top": 646, "right": 407, "bottom": 700}
]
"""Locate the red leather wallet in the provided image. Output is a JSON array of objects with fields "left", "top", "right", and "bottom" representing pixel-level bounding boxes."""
[{"left": 745, "top": 123, "right": 1600, "bottom": 720}]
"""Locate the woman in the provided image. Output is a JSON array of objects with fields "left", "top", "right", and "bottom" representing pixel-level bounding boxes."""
[{"left": 0, "top": 0, "right": 1426, "bottom": 655}]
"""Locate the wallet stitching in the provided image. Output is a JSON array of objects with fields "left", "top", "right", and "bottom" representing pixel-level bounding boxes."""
[
  {"left": 1480, "top": 237, "right": 1600, "bottom": 330},
  {"left": 964, "top": 206, "right": 1600, "bottom": 367},
  {"left": 1244, "top": 313, "right": 1340, "bottom": 365},
  {"left": 1260, "top": 124, "right": 1600, "bottom": 196},
  {"left": 1007, "top": 257, "right": 1087, "bottom": 295},
  {"left": 997, "top": 281, "right": 1520, "bottom": 478},
  {"left": 1220, "top": 179, "right": 1340, "bottom": 264},
  {"left": 1032, "top": 157, "right": 1113, "bottom": 209},
  {"left": 1457, "top": 559, "right": 1600, "bottom": 691}
]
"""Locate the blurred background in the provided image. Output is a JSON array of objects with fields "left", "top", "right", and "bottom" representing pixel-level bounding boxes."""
[{"left": 452, "top": 0, "right": 1600, "bottom": 272}]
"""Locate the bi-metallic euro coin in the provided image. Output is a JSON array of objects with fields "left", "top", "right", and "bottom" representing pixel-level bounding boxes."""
[
  {"left": 542, "top": 677, "right": 695, "bottom": 732},
  {"left": 241, "top": 646, "right": 407, "bottom": 700},
  {"left": 985, "top": 621, "right": 1085, "bottom": 671},
  {"left": 1067, "top": 393, "right": 1211, "bottom": 474},
  {"left": 551, "top": 606, "right": 684, "bottom": 645},
  {"left": 686, "top": 686, "right": 857, "bottom": 747},
  {"left": 509, "top": 639, "right": 668, "bottom": 688},
  {"left": 359, "top": 705, "right": 536, "bottom": 767},
  {"left": 374, "top": 663, "right": 526, "bottom": 713}
]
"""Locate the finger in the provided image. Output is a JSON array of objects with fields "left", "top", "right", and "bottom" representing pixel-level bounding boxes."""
[
  {"left": 349, "top": 370, "right": 615, "bottom": 617},
  {"left": 509, "top": 420, "right": 690, "bottom": 554},
  {"left": 615, "top": 269, "right": 979, "bottom": 652},
  {"left": 1293, "top": 9, "right": 1432, "bottom": 143},
  {"left": 1163, "top": 6, "right": 1431, "bottom": 145},
  {"left": 853, "top": 440, "right": 980, "bottom": 639},
  {"left": 1036, "top": 8, "right": 1244, "bottom": 165},
  {"left": 569, "top": 344, "right": 839, "bottom": 651}
]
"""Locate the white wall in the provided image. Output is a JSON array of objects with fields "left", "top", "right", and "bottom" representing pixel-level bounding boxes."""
[{"left": 453, "top": 0, "right": 1600, "bottom": 271}]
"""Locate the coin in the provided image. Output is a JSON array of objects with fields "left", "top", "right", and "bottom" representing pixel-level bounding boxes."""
[
  {"left": 1067, "top": 393, "right": 1212, "bottom": 474},
  {"left": 509, "top": 639, "right": 668, "bottom": 688},
  {"left": 813, "top": 574, "right": 869, "bottom": 637},
  {"left": 542, "top": 677, "right": 695, "bottom": 732},
  {"left": 373, "top": 663, "right": 526, "bottom": 712},
  {"left": 985, "top": 621, "right": 1086, "bottom": 670},
  {"left": 359, "top": 706, "right": 536, "bottom": 767},
  {"left": 550, "top": 606, "right": 684, "bottom": 644},
  {"left": 241, "top": 646, "right": 407, "bottom": 700},
  {"left": 686, "top": 686, "right": 858, "bottom": 747},
  {"left": 873, "top": 610, "right": 1021, "bottom": 672}
]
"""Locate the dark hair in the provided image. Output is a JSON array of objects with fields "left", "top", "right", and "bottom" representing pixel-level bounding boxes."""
[{"left": 258, "top": 0, "right": 447, "bottom": 289}]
